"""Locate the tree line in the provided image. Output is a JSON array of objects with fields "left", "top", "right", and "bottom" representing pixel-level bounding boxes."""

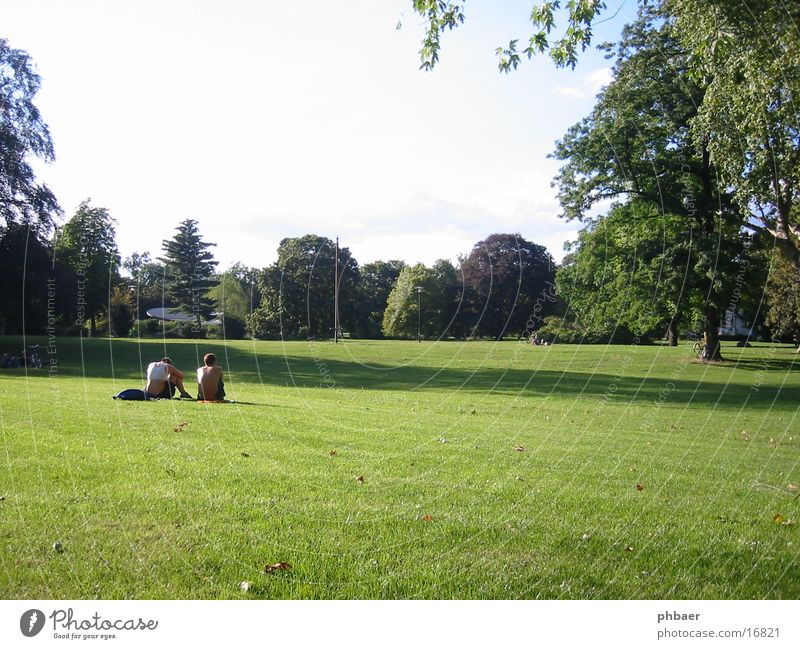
[
  {"left": 2, "top": 2, "right": 799, "bottom": 353},
  {"left": 411, "top": 0, "right": 800, "bottom": 358}
]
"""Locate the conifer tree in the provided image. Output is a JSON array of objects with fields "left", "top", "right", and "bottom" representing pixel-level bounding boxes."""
[{"left": 159, "top": 219, "right": 218, "bottom": 327}]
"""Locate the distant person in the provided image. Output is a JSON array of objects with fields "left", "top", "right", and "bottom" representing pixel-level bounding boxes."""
[
  {"left": 145, "top": 357, "right": 193, "bottom": 399},
  {"left": 197, "top": 353, "right": 225, "bottom": 401}
]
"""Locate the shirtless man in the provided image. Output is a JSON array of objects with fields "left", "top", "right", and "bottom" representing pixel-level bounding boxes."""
[
  {"left": 145, "top": 357, "right": 193, "bottom": 399},
  {"left": 197, "top": 353, "right": 225, "bottom": 401}
]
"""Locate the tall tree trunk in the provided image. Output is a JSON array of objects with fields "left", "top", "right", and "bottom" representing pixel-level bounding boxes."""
[
  {"left": 666, "top": 320, "right": 678, "bottom": 346},
  {"left": 701, "top": 305, "right": 722, "bottom": 361}
]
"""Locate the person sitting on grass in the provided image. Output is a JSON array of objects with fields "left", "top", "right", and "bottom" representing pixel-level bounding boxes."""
[
  {"left": 197, "top": 353, "right": 225, "bottom": 401},
  {"left": 145, "top": 357, "right": 193, "bottom": 400}
]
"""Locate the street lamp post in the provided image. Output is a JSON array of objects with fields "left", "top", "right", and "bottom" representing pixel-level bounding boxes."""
[{"left": 414, "top": 285, "right": 424, "bottom": 342}]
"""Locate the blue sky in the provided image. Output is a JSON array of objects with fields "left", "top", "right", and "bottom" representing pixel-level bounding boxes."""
[{"left": 5, "top": 0, "right": 636, "bottom": 269}]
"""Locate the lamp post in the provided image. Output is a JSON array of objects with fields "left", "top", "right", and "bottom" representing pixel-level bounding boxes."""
[{"left": 414, "top": 285, "right": 424, "bottom": 342}]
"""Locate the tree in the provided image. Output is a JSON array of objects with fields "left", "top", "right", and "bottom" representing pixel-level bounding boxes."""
[
  {"left": 550, "top": 14, "right": 750, "bottom": 359},
  {"left": 108, "top": 285, "right": 135, "bottom": 337},
  {"left": 249, "top": 235, "right": 360, "bottom": 339},
  {"left": 382, "top": 263, "right": 434, "bottom": 339},
  {"left": 159, "top": 219, "right": 218, "bottom": 329},
  {"left": 668, "top": 0, "right": 800, "bottom": 267},
  {"left": 411, "top": 1, "right": 800, "bottom": 264},
  {"left": 0, "top": 222, "right": 53, "bottom": 335},
  {"left": 0, "top": 39, "right": 60, "bottom": 232},
  {"left": 459, "top": 233, "right": 555, "bottom": 339},
  {"left": 356, "top": 259, "right": 406, "bottom": 338},
  {"left": 55, "top": 200, "right": 120, "bottom": 336},
  {"left": 206, "top": 267, "right": 255, "bottom": 339},
  {"left": 382, "top": 259, "right": 465, "bottom": 339},
  {"left": 123, "top": 251, "right": 168, "bottom": 319},
  {"left": 557, "top": 201, "right": 690, "bottom": 344},
  {"left": 765, "top": 255, "right": 800, "bottom": 347}
]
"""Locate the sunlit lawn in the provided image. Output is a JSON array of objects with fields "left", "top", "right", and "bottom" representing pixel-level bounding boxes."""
[{"left": 0, "top": 335, "right": 798, "bottom": 599}]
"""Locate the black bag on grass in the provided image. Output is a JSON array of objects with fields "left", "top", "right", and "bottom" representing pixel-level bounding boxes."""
[{"left": 113, "top": 389, "right": 150, "bottom": 401}]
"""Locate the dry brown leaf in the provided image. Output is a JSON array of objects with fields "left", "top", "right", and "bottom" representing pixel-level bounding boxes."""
[
  {"left": 625, "top": 545, "right": 634, "bottom": 552},
  {"left": 422, "top": 514, "right": 433, "bottom": 522},
  {"left": 329, "top": 450, "right": 337, "bottom": 456},
  {"left": 636, "top": 483, "right": 644, "bottom": 492},
  {"left": 355, "top": 475, "right": 365, "bottom": 483},
  {"left": 773, "top": 513, "right": 784, "bottom": 524},
  {"left": 787, "top": 484, "right": 798, "bottom": 491},
  {"left": 264, "top": 562, "right": 292, "bottom": 574},
  {"left": 514, "top": 445, "right": 525, "bottom": 452},
  {"left": 173, "top": 422, "right": 189, "bottom": 432}
]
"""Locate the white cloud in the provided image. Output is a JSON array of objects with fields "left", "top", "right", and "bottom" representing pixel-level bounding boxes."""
[
  {"left": 9, "top": 1, "right": 625, "bottom": 273},
  {"left": 553, "top": 67, "right": 613, "bottom": 99}
]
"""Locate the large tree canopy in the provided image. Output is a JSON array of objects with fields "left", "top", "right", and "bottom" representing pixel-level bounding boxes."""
[
  {"left": 0, "top": 39, "right": 60, "bottom": 232},
  {"left": 249, "top": 235, "right": 360, "bottom": 340},
  {"left": 411, "top": 0, "right": 800, "bottom": 264},
  {"left": 551, "top": 13, "right": 749, "bottom": 359},
  {"left": 459, "top": 233, "right": 555, "bottom": 340},
  {"left": 55, "top": 200, "right": 120, "bottom": 335}
]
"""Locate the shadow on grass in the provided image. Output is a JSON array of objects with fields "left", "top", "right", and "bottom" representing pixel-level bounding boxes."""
[{"left": 3, "top": 336, "right": 797, "bottom": 410}]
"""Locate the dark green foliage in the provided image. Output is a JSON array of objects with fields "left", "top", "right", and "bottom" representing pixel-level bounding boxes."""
[
  {"left": 206, "top": 266, "right": 258, "bottom": 339},
  {"left": 0, "top": 39, "right": 60, "bottom": 233},
  {"left": 355, "top": 260, "right": 406, "bottom": 338},
  {"left": 159, "top": 219, "right": 218, "bottom": 328},
  {"left": 459, "top": 233, "right": 556, "bottom": 339},
  {"left": 381, "top": 259, "right": 471, "bottom": 340},
  {"left": 535, "top": 314, "right": 642, "bottom": 344},
  {"left": 557, "top": 202, "right": 692, "bottom": 342},
  {"left": 248, "top": 235, "right": 360, "bottom": 340},
  {"left": 551, "top": 15, "right": 751, "bottom": 359},
  {"left": 55, "top": 200, "right": 120, "bottom": 336},
  {"left": 0, "top": 222, "right": 54, "bottom": 335},
  {"left": 108, "top": 286, "right": 135, "bottom": 338},
  {"left": 123, "top": 252, "right": 168, "bottom": 319},
  {"left": 765, "top": 256, "right": 800, "bottom": 345}
]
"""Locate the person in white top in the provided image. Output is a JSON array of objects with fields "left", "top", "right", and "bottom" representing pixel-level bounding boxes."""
[{"left": 145, "top": 357, "right": 193, "bottom": 399}]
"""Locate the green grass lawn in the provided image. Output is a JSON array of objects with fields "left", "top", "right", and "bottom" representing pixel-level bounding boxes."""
[{"left": 0, "top": 335, "right": 798, "bottom": 599}]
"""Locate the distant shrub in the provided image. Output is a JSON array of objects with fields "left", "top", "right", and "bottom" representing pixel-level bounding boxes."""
[{"left": 535, "top": 316, "right": 646, "bottom": 344}]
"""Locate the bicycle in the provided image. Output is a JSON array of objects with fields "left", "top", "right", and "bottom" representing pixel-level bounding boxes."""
[{"left": 692, "top": 335, "right": 707, "bottom": 357}]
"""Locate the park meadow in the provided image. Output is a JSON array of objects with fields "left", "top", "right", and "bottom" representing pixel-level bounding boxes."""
[{"left": 0, "top": 336, "right": 797, "bottom": 599}]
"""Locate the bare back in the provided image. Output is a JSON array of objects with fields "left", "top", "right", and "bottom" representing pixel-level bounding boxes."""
[{"left": 197, "top": 365, "right": 224, "bottom": 400}]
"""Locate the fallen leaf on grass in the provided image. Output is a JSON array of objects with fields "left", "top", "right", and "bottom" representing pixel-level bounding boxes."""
[
  {"left": 173, "top": 422, "right": 189, "bottom": 432},
  {"left": 787, "top": 484, "right": 798, "bottom": 491},
  {"left": 239, "top": 581, "right": 251, "bottom": 592},
  {"left": 241, "top": 452, "right": 250, "bottom": 458},
  {"left": 422, "top": 514, "right": 433, "bottom": 522},
  {"left": 514, "top": 445, "right": 525, "bottom": 452},
  {"left": 625, "top": 545, "right": 635, "bottom": 552},
  {"left": 355, "top": 475, "right": 365, "bottom": 483},
  {"left": 0, "top": 496, "right": 5, "bottom": 501},
  {"left": 773, "top": 513, "right": 784, "bottom": 524},
  {"left": 329, "top": 450, "right": 337, "bottom": 456},
  {"left": 636, "top": 483, "right": 644, "bottom": 492},
  {"left": 264, "top": 562, "right": 292, "bottom": 574}
]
